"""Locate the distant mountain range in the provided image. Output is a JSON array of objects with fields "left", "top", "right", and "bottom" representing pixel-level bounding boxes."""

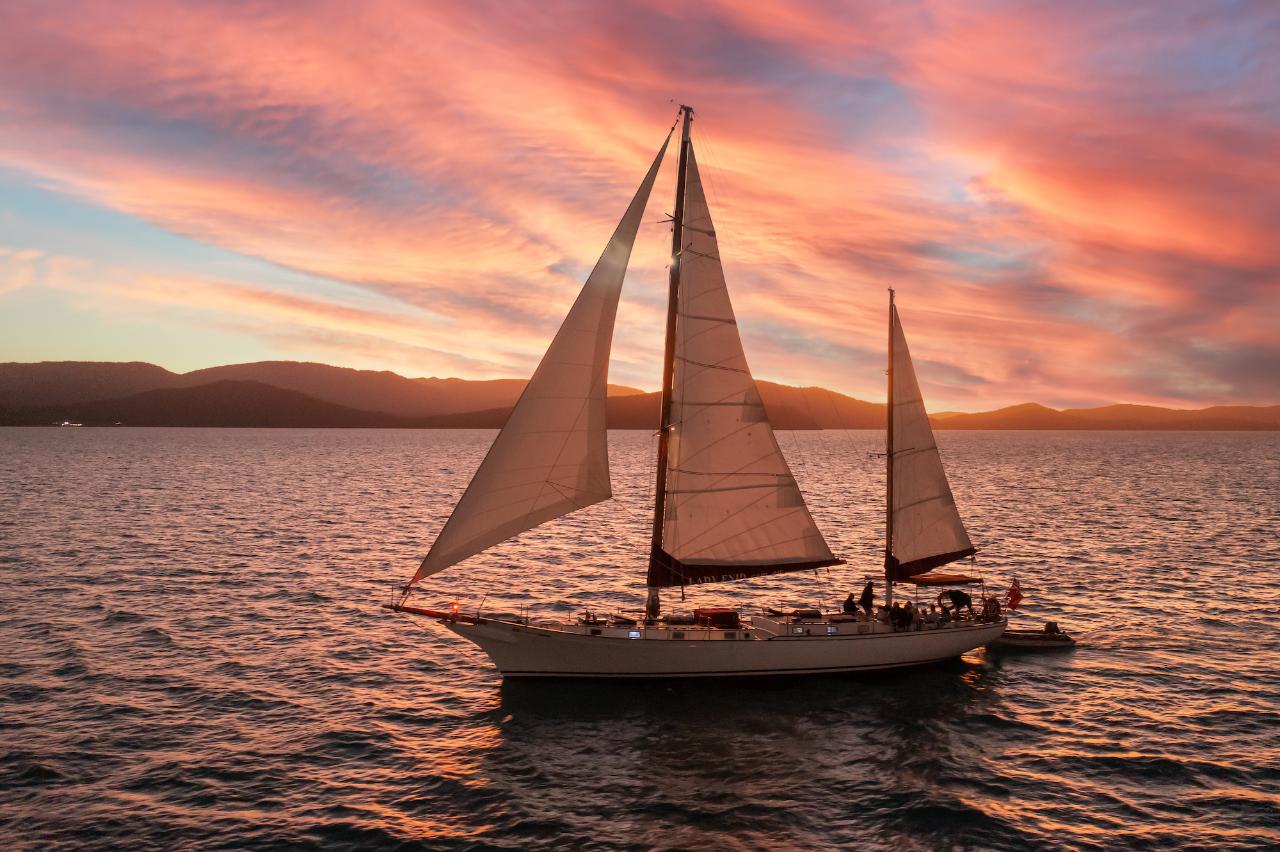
[{"left": 1, "top": 361, "right": 1276, "bottom": 430}]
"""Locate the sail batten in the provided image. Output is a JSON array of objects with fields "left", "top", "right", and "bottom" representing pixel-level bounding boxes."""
[
  {"left": 409, "top": 136, "right": 670, "bottom": 585},
  {"left": 648, "top": 146, "right": 839, "bottom": 588},
  {"left": 888, "top": 305, "right": 974, "bottom": 581}
]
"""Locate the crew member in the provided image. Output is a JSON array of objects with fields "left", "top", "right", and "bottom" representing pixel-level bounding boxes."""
[
  {"left": 938, "top": 588, "right": 975, "bottom": 619},
  {"left": 858, "top": 581, "right": 875, "bottom": 617}
]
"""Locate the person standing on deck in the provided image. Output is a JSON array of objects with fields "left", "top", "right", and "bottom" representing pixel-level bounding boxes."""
[{"left": 859, "top": 581, "right": 875, "bottom": 618}]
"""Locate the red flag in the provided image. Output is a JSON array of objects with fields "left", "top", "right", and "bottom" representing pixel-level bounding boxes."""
[{"left": 1006, "top": 578, "right": 1023, "bottom": 610}]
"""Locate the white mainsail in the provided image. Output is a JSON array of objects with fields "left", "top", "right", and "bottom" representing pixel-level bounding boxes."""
[
  {"left": 889, "top": 305, "right": 975, "bottom": 576},
  {"left": 409, "top": 138, "right": 669, "bottom": 585},
  {"left": 651, "top": 147, "right": 839, "bottom": 586}
]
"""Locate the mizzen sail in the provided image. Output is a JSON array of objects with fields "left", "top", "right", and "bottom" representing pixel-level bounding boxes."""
[
  {"left": 648, "top": 147, "right": 840, "bottom": 588},
  {"left": 887, "top": 305, "right": 975, "bottom": 580},
  {"left": 409, "top": 137, "right": 670, "bottom": 585}
]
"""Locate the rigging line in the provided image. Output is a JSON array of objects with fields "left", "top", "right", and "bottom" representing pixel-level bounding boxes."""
[
  {"left": 670, "top": 478, "right": 811, "bottom": 552},
  {"left": 671, "top": 472, "right": 827, "bottom": 552},
  {"left": 684, "top": 248, "right": 721, "bottom": 262},
  {"left": 502, "top": 121, "right": 675, "bottom": 544},
  {"left": 677, "top": 400, "right": 764, "bottom": 409},
  {"left": 446, "top": 460, "right": 597, "bottom": 486},
  {"left": 670, "top": 256, "right": 689, "bottom": 533},
  {"left": 493, "top": 429, "right": 593, "bottom": 440},
  {"left": 679, "top": 313, "right": 736, "bottom": 324},
  {"left": 671, "top": 467, "right": 793, "bottom": 478},
  {"left": 896, "top": 493, "right": 953, "bottom": 512},
  {"left": 673, "top": 442, "right": 788, "bottom": 488},
  {"left": 678, "top": 511, "right": 832, "bottom": 562},
  {"left": 673, "top": 318, "right": 739, "bottom": 348},
  {"left": 664, "top": 103, "right": 683, "bottom": 136},
  {"left": 695, "top": 118, "right": 729, "bottom": 227},
  {"left": 669, "top": 415, "right": 777, "bottom": 470},
  {"left": 431, "top": 486, "right": 611, "bottom": 533},
  {"left": 546, "top": 480, "right": 590, "bottom": 509},
  {"left": 418, "top": 136, "right": 670, "bottom": 580},
  {"left": 698, "top": 123, "right": 825, "bottom": 503},
  {"left": 671, "top": 380, "right": 753, "bottom": 417},
  {"left": 667, "top": 482, "right": 785, "bottom": 495},
  {"left": 675, "top": 355, "right": 749, "bottom": 373}
]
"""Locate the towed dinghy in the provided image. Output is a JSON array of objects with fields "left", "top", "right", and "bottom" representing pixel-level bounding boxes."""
[{"left": 990, "top": 622, "right": 1075, "bottom": 650}]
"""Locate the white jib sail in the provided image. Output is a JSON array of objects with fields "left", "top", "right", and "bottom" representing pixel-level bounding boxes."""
[
  {"left": 890, "top": 305, "right": 974, "bottom": 572},
  {"left": 661, "top": 147, "right": 837, "bottom": 574},
  {"left": 410, "top": 137, "right": 669, "bottom": 584}
]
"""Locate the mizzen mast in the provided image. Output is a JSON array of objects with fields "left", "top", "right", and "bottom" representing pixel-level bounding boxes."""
[
  {"left": 647, "top": 104, "right": 693, "bottom": 620},
  {"left": 885, "top": 287, "right": 896, "bottom": 607},
  {"left": 884, "top": 291, "right": 976, "bottom": 592}
]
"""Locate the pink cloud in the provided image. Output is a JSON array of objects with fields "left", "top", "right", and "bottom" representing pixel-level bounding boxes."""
[{"left": 0, "top": 0, "right": 1276, "bottom": 407}]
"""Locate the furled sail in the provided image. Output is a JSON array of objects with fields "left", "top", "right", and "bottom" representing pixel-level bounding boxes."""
[
  {"left": 409, "top": 137, "right": 670, "bottom": 585},
  {"left": 648, "top": 147, "right": 841, "bottom": 588},
  {"left": 887, "top": 305, "right": 975, "bottom": 580}
]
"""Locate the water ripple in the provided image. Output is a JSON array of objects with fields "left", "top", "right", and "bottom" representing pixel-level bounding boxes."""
[{"left": 1, "top": 427, "right": 1278, "bottom": 849}]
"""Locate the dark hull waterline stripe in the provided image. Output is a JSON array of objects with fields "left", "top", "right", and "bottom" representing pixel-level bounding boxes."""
[
  {"left": 472, "top": 621, "right": 998, "bottom": 643},
  {"left": 498, "top": 655, "right": 963, "bottom": 679}
]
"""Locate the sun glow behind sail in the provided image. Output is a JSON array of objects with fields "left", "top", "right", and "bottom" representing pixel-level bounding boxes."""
[{"left": 409, "top": 135, "right": 670, "bottom": 584}]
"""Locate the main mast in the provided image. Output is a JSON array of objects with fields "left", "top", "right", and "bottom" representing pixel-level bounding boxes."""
[
  {"left": 885, "top": 287, "right": 895, "bottom": 607},
  {"left": 647, "top": 104, "right": 693, "bottom": 620}
]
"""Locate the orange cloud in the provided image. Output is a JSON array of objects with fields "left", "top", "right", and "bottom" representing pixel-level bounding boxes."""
[{"left": 0, "top": 0, "right": 1276, "bottom": 407}]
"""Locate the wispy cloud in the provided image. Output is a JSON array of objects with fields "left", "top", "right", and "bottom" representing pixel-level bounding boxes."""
[{"left": 0, "top": 0, "right": 1276, "bottom": 407}]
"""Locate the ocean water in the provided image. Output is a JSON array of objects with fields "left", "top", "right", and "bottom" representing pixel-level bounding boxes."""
[{"left": 2, "top": 427, "right": 1278, "bottom": 850}]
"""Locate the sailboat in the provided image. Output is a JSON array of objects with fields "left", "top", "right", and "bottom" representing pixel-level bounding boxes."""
[{"left": 387, "top": 107, "right": 1006, "bottom": 678}]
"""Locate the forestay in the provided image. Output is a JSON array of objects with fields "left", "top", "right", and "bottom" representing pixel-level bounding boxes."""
[
  {"left": 410, "top": 137, "right": 670, "bottom": 585},
  {"left": 648, "top": 147, "right": 840, "bottom": 588},
  {"left": 888, "top": 306, "right": 975, "bottom": 579}
]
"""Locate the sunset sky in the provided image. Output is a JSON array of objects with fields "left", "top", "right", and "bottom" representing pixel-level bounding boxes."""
[{"left": 1, "top": 0, "right": 1276, "bottom": 410}]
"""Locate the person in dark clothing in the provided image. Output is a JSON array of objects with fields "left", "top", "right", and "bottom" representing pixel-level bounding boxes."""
[
  {"left": 842, "top": 593, "right": 857, "bottom": 615},
  {"left": 890, "top": 602, "right": 913, "bottom": 632},
  {"left": 939, "top": 588, "right": 975, "bottom": 619},
  {"left": 858, "top": 581, "right": 874, "bottom": 617}
]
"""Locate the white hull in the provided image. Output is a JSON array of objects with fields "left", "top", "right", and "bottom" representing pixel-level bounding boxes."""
[{"left": 409, "top": 610, "right": 1006, "bottom": 679}]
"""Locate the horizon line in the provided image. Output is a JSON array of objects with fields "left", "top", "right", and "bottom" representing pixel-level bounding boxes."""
[{"left": 3, "top": 358, "right": 1276, "bottom": 415}]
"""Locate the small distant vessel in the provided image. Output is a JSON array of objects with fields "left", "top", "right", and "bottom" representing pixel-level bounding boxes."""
[
  {"left": 387, "top": 106, "right": 1006, "bottom": 678},
  {"left": 990, "top": 622, "right": 1076, "bottom": 650},
  {"left": 55, "top": 420, "right": 83, "bottom": 427}
]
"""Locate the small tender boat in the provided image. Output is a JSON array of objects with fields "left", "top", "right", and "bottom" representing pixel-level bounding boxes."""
[{"left": 989, "top": 622, "right": 1075, "bottom": 650}]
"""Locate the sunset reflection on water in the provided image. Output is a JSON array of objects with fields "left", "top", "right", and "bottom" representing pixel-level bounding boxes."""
[{"left": 2, "top": 427, "right": 1277, "bottom": 848}]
